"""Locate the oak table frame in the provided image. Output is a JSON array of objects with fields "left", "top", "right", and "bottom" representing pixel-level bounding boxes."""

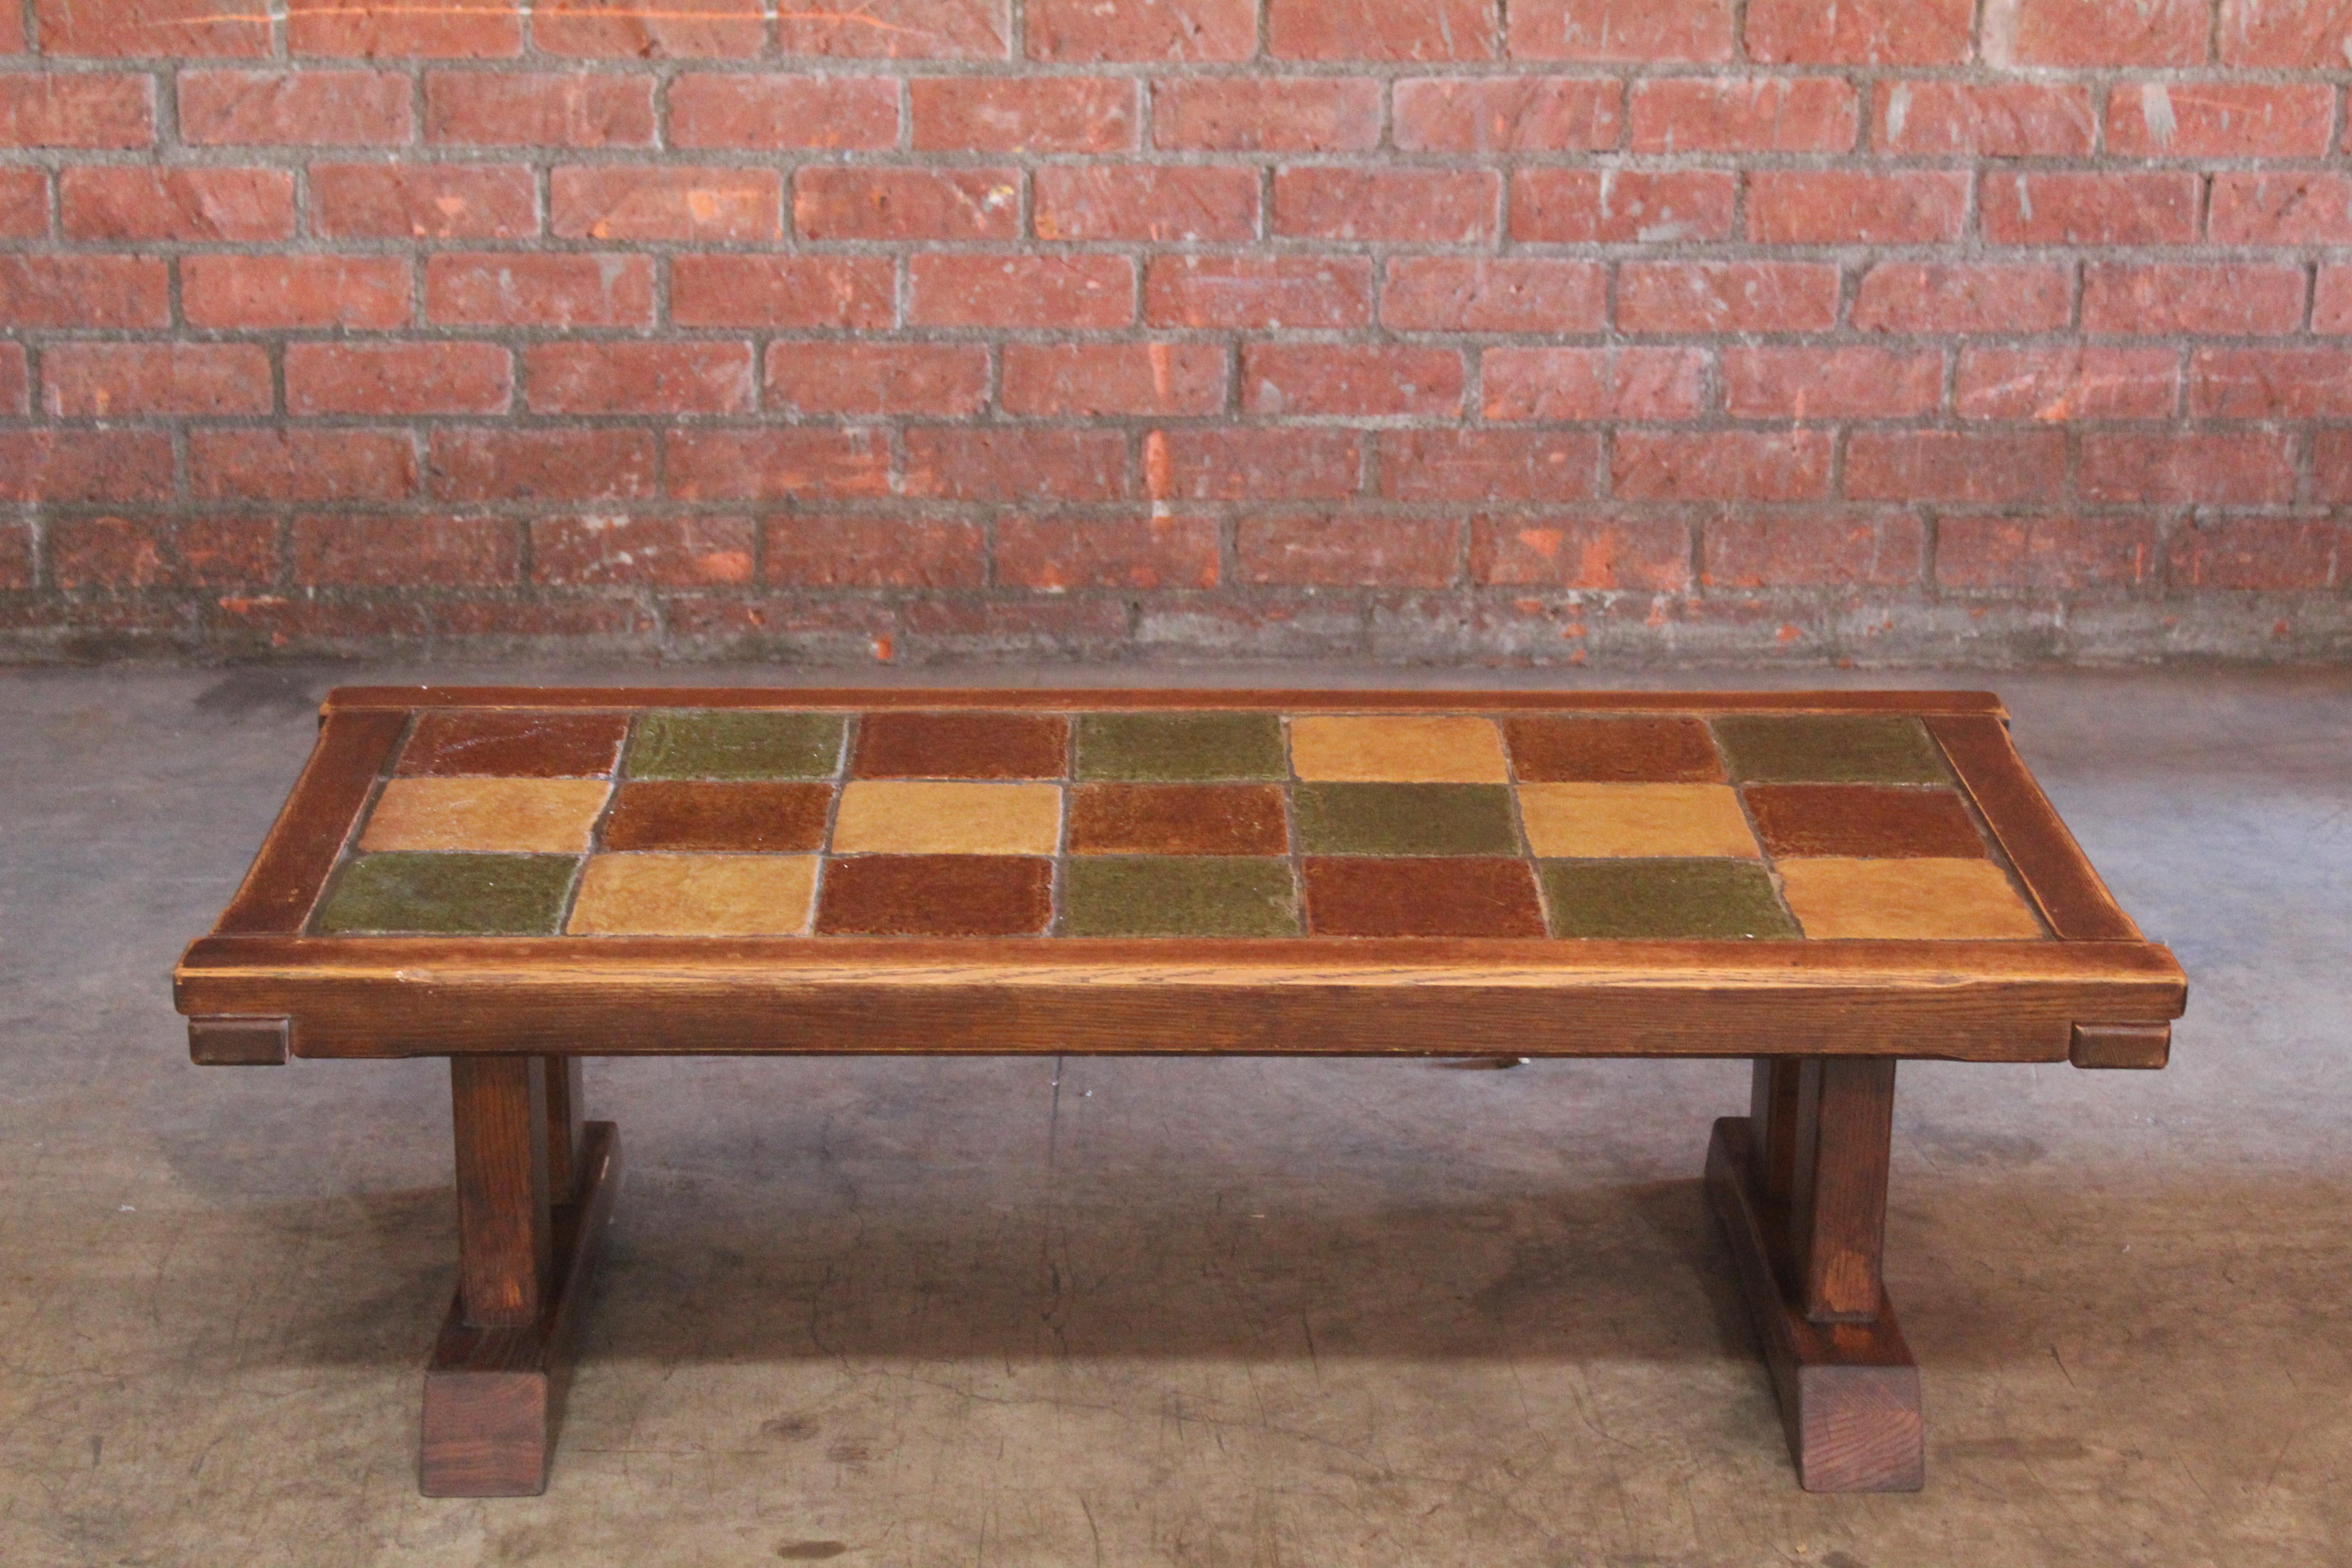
[{"left": 175, "top": 686, "right": 2186, "bottom": 1497}]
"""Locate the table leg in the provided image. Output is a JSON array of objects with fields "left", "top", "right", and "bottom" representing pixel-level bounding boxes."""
[
  {"left": 1708, "top": 1057, "right": 1924, "bottom": 1492},
  {"left": 421, "top": 1055, "right": 622, "bottom": 1497}
]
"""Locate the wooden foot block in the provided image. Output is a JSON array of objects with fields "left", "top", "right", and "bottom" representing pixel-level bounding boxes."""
[
  {"left": 1705, "top": 1117, "right": 1925, "bottom": 1493},
  {"left": 421, "top": 1121, "right": 622, "bottom": 1497}
]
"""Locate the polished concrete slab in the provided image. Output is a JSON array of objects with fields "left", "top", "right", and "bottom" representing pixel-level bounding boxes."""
[{"left": 1, "top": 664, "right": 2345, "bottom": 1567}]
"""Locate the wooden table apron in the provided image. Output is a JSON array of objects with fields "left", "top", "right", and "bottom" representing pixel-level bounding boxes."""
[{"left": 173, "top": 687, "right": 2187, "bottom": 1498}]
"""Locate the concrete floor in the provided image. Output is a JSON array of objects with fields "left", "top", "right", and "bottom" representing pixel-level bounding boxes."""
[{"left": 1, "top": 663, "right": 2346, "bottom": 1568}]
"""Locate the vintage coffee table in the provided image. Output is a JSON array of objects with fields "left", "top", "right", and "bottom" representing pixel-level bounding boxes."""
[{"left": 174, "top": 686, "right": 2184, "bottom": 1497}]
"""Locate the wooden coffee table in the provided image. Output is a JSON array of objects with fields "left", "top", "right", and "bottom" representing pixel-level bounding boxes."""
[{"left": 174, "top": 686, "right": 2184, "bottom": 1497}]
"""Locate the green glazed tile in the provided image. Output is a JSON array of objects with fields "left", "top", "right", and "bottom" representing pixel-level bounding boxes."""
[
  {"left": 1076, "top": 712, "right": 1287, "bottom": 781},
  {"left": 1294, "top": 783, "right": 1519, "bottom": 856},
  {"left": 1712, "top": 715, "right": 1948, "bottom": 784},
  {"left": 314, "top": 852, "right": 576, "bottom": 935},
  {"left": 1061, "top": 856, "right": 1300, "bottom": 937},
  {"left": 626, "top": 710, "right": 846, "bottom": 780},
  {"left": 1541, "top": 858, "right": 1799, "bottom": 940}
]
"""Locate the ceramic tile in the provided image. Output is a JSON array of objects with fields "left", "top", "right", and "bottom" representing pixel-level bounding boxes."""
[
  {"left": 396, "top": 710, "right": 631, "bottom": 778},
  {"left": 1288, "top": 715, "right": 1512, "bottom": 783},
  {"left": 853, "top": 711, "right": 1069, "bottom": 779},
  {"left": 1777, "top": 858, "right": 2047, "bottom": 940},
  {"left": 626, "top": 710, "right": 846, "bottom": 780},
  {"left": 313, "top": 851, "right": 576, "bottom": 935},
  {"left": 829, "top": 781, "right": 1063, "bottom": 855},
  {"left": 1302, "top": 857, "right": 1547, "bottom": 937},
  {"left": 1061, "top": 857, "right": 1301, "bottom": 937},
  {"left": 1504, "top": 716, "right": 1724, "bottom": 784},
  {"left": 1518, "top": 783, "right": 1760, "bottom": 859},
  {"left": 1743, "top": 784, "right": 1986, "bottom": 860},
  {"left": 600, "top": 781, "right": 832, "bottom": 853},
  {"left": 814, "top": 854, "right": 1054, "bottom": 936},
  {"left": 1075, "top": 712, "right": 1288, "bottom": 781},
  {"left": 1712, "top": 714, "right": 1948, "bottom": 784},
  {"left": 1540, "top": 859, "right": 1798, "bottom": 940},
  {"left": 567, "top": 853, "right": 816, "bottom": 936},
  {"left": 1293, "top": 783, "right": 1519, "bottom": 856},
  {"left": 358, "top": 777, "right": 610, "bottom": 854},
  {"left": 1066, "top": 784, "right": 1289, "bottom": 857}
]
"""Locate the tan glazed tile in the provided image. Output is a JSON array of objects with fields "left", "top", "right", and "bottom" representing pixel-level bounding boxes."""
[
  {"left": 1776, "top": 858, "right": 2047, "bottom": 940},
  {"left": 1518, "top": 783, "right": 1761, "bottom": 859},
  {"left": 1287, "top": 715, "right": 1511, "bottom": 782},
  {"left": 357, "top": 778, "right": 611, "bottom": 854},
  {"left": 829, "top": 780, "right": 1063, "bottom": 855},
  {"left": 567, "top": 853, "right": 818, "bottom": 936}
]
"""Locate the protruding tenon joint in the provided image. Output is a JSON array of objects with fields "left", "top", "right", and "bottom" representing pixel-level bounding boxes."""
[
  {"left": 190, "top": 1015, "right": 291, "bottom": 1066},
  {"left": 2069, "top": 1021, "right": 2170, "bottom": 1070}
]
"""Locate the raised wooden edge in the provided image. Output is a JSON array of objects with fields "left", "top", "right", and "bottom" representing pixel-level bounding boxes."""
[
  {"left": 1706, "top": 1117, "right": 1924, "bottom": 1493},
  {"left": 421, "top": 1119, "right": 620, "bottom": 1498},
  {"left": 188, "top": 1014, "right": 289, "bottom": 1065},
  {"left": 216, "top": 709, "right": 407, "bottom": 936},
  {"left": 1926, "top": 713, "right": 2143, "bottom": 942},
  {"left": 2070, "top": 1021, "right": 2172, "bottom": 1069}
]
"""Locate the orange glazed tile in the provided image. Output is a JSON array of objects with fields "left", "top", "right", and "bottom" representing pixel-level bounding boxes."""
[
  {"left": 829, "top": 780, "right": 1062, "bottom": 855},
  {"left": 1302, "top": 857, "right": 1547, "bottom": 937},
  {"left": 852, "top": 711, "right": 1070, "bottom": 779},
  {"left": 1504, "top": 715, "right": 1724, "bottom": 784},
  {"left": 601, "top": 781, "right": 831, "bottom": 853},
  {"left": 1744, "top": 784, "right": 1985, "bottom": 859},
  {"left": 1288, "top": 715, "right": 1511, "bottom": 782},
  {"left": 396, "top": 710, "right": 632, "bottom": 778},
  {"left": 815, "top": 854, "right": 1054, "bottom": 936},
  {"left": 358, "top": 777, "right": 610, "bottom": 854},
  {"left": 1777, "top": 858, "right": 2046, "bottom": 940},
  {"left": 1066, "top": 784, "right": 1289, "bottom": 856},
  {"left": 567, "top": 853, "right": 817, "bottom": 936},
  {"left": 1518, "top": 783, "right": 1760, "bottom": 859}
]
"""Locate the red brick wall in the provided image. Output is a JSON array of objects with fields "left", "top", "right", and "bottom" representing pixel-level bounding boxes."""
[{"left": 3, "top": 0, "right": 2350, "bottom": 663}]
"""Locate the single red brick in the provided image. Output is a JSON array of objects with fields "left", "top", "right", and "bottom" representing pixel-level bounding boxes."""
[
  {"left": 1612, "top": 431, "right": 1831, "bottom": 501},
  {"left": 766, "top": 342, "right": 989, "bottom": 415},
  {"left": 667, "top": 74, "right": 899, "bottom": 149},
  {"left": 1469, "top": 514, "right": 1690, "bottom": 589},
  {"left": 1146, "top": 428, "right": 1362, "bottom": 500},
  {"left": 429, "top": 428, "right": 656, "bottom": 502},
  {"left": 1510, "top": 168, "right": 1735, "bottom": 241},
  {"left": 663, "top": 429, "right": 891, "bottom": 500},
  {"left": 191, "top": 429, "right": 417, "bottom": 501},
  {"left": 1852, "top": 263, "right": 2071, "bottom": 333},
  {"left": 1244, "top": 344, "right": 1465, "bottom": 418},
  {"left": 50, "top": 515, "right": 279, "bottom": 592},
  {"left": 552, "top": 165, "right": 780, "bottom": 241},
  {"left": 1382, "top": 257, "right": 1607, "bottom": 332},
  {"left": 900, "top": 596, "right": 1130, "bottom": 657},
  {"left": 1509, "top": 0, "right": 1735, "bottom": 59},
  {"left": 1237, "top": 513, "right": 1462, "bottom": 588},
  {"left": 0, "top": 3, "right": 18, "bottom": 50},
  {"left": 912, "top": 75, "right": 1135, "bottom": 152},
  {"left": 0, "top": 522, "right": 31, "bottom": 590},
  {"left": 0, "top": 74, "right": 153, "bottom": 147},
  {"left": 1722, "top": 347, "right": 1944, "bottom": 419},
  {"left": 43, "top": 343, "right": 270, "bottom": 416},
  {"left": 1629, "top": 77, "right": 1858, "bottom": 152},
  {"left": 1747, "top": 170, "right": 1966, "bottom": 244},
  {"left": 426, "top": 252, "right": 655, "bottom": 328},
  {"left": 1746, "top": 0, "right": 1971, "bottom": 62},
  {"left": 2170, "top": 519, "right": 2339, "bottom": 591},
  {"left": 59, "top": 167, "right": 291, "bottom": 240},
  {"left": 2318, "top": 267, "right": 2352, "bottom": 333},
  {"left": 1873, "top": 81, "right": 2095, "bottom": 156},
  {"left": 534, "top": 0, "right": 764, "bottom": 57},
  {"left": 532, "top": 515, "right": 754, "bottom": 587},
  {"left": 1269, "top": 0, "right": 1498, "bottom": 59},
  {"left": 286, "top": 341, "right": 512, "bottom": 416},
  {"left": 658, "top": 594, "right": 891, "bottom": 654},
  {"left": 1274, "top": 167, "right": 1500, "bottom": 243},
  {"left": 1703, "top": 513, "right": 1924, "bottom": 588},
  {"left": 1000, "top": 342, "right": 1228, "bottom": 416},
  {"left": 1379, "top": 429, "right": 1600, "bottom": 501},
  {"left": 0, "top": 343, "right": 25, "bottom": 413},
  {"left": 1034, "top": 164, "right": 1258, "bottom": 241},
  {"left": 1151, "top": 78, "right": 1382, "bottom": 151},
  {"left": 910, "top": 254, "right": 1134, "bottom": 328},
  {"left": 209, "top": 595, "right": 431, "bottom": 647},
  {"left": 0, "top": 255, "right": 167, "bottom": 328},
  {"left": 2082, "top": 263, "right": 2304, "bottom": 337},
  {"left": 766, "top": 516, "right": 985, "bottom": 588},
  {"left": 2221, "top": 0, "right": 2352, "bottom": 66},
  {"left": 1844, "top": 430, "right": 2065, "bottom": 503},
  {"left": 2314, "top": 430, "right": 2352, "bottom": 501},
  {"left": 1027, "top": 0, "right": 1252, "bottom": 59},
  {"left": 432, "top": 598, "right": 657, "bottom": 642},
  {"left": 2191, "top": 348, "right": 2352, "bottom": 419},
  {"left": 1937, "top": 516, "right": 2156, "bottom": 591},
  {"left": 425, "top": 72, "right": 652, "bottom": 147},
  {"left": 995, "top": 514, "right": 1220, "bottom": 590},
  {"left": 184, "top": 254, "right": 411, "bottom": 329},
  {"left": 2210, "top": 174, "right": 2352, "bottom": 245},
  {"left": 1482, "top": 346, "right": 1707, "bottom": 421},
  {"left": 1981, "top": 172, "right": 2198, "bottom": 246},
  {"left": 669, "top": 254, "right": 895, "bottom": 328},
  {"left": 1146, "top": 255, "right": 1372, "bottom": 329},
  {"left": 309, "top": 162, "right": 537, "bottom": 239},
  {"left": 2107, "top": 82, "right": 2332, "bottom": 159},
  {"left": 776, "top": 0, "right": 1009, "bottom": 57},
  {"left": 1990, "top": 0, "right": 2210, "bottom": 66},
  {"left": 795, "top": 167, "right": 1020, "bottom": 240},
  {"left": 1392, "top": 75, "right": 1622, "bottom": 152},
  {"left": 526, "top": 342, "right": 752, "bottom": 415},
  {"left": 1616, "top": 261, "right": 1839, "bottom": 333},
  {"left": 0, "top": 170, "right": 42, "bottom": 237},
  {"left": 0, "top": 431, "right": 173, "bottom": 502},
  {"left": 1955, "top": 347, "right": 2179, "bottom": 421},
  {"left": 179, "top": 71, "right": 412, "bottom": 145},
  {"left": 903, "top": 427, "right": 1130, "bottom": 501},
  {"left": 289, "top": 0, "right": 521, "bottom": 55},
  {"left": 36, "top": 0, "right": 268, "bottom": 55},
  {"left": 2082, "top": 431, "right": 2298, "bottom": 505},
  {"left": 292, "top": 515, "right": 519, "bottom": 588}
]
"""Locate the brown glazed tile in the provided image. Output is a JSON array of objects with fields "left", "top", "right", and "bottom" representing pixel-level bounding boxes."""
[
  {"left": 1777, "top": 858, "right": 2046, "bottom": 939},
  {"left": 1504, "top": 715, "right": 1724, "bottom": 784},
  {"left": 358, "top": 777, "right": 610, "bottom": 853},
  {"left": 1288, "top": 715, "right": 1511, "bottom": 782},
  {"left": 600, "top": 781, "right": 832, "bottom": 853},
  {"left": 397, "top": 709, "right": 632, "bottom": 778},
  {"left": 1743, "top": 784, "right": 1986, "bottom": 860},
  {"left": 1066, "top": 783, "right": 1289, "bottom": 856},
  {"left": 830, "top": 781, "right": 1062, "bottom": 854},
  {"left": 1518, "top": 783, "right": 1759, "bottom": 858},
  {"left": 814, "top": 854, "right": 1054, "bottom": 936},
  {"left": 853, "top": 711, "right": 1070, "bottom": 779},
  {"left": 1302, "top": 856, "right": 1548, "bottom": 937},
  {"left": 567, "top": 853, "right": 818, "bottom": 936}
]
